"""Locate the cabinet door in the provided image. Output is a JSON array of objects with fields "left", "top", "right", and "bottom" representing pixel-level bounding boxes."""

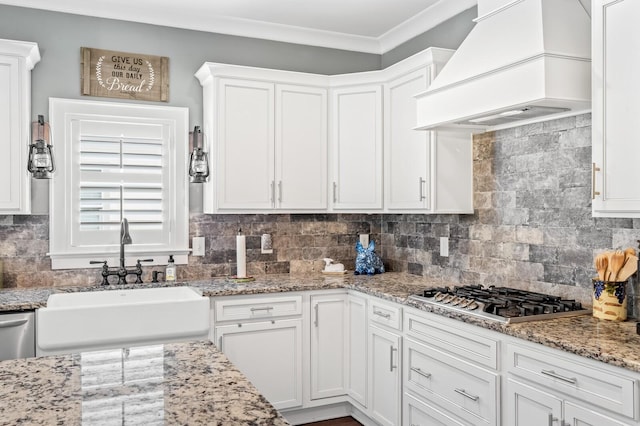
[
  {"left": 0, "top": 54, "right": 30, "bottom": 213},
  {"left": 217, "top": 78, "right": 274, "bottom": 210},
  {"left": 564, "top": 401, "right": 629, "bottom": 426},
  {"left": 347, "top": 293, "right": 367, "bottom": 408},
  {"left": 369, "top": 325, "right": 401, "bottom": 426},
  {"left": 216, "top": 319, "right": 302, "bottom": 409},
  {"left": 432, "top": 131, "right": 474, "bottom": 213},
  {"left": 592, "top": 0, "right": 640, "bottom": 216},
  {"left": 310, "top": 293, "right": 347, "bottom": 400},
  {"left": 276, "top": 84, "right": 327, "bottom": 210},
  {"left": 506, "top": 378, "right": 562, "bottom": 426},
  {"left": 331, "top": 85, "right": 383, "bottom": 210},
  {"left": 384, "top": 68, "right": 430, "bottom": 210}
]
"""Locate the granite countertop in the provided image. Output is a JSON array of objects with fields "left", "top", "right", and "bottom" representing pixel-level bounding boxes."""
[
  {"left": 0, "top": 340, "right": 288, "bottom": 426},
  {"left": 2, "top": 272, "right": 640, "bottom": 373}
]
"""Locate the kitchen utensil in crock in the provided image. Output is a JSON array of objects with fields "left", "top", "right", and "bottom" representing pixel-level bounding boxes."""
[
  {"left": 609, "top": 250, "right": 626, "bottom": 281},
  {"left": 617, "top": 254, "right": 638, "bottom": 282},
  {"left": 595, "top": 253, "right": 608, "bottom": 281},
  {"left": 624, "top": 247, "right": 636, "bottom": 259}
]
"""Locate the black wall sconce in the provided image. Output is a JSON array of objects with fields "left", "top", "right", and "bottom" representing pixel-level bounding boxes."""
[
  {"left": 27, "top": 115, "right": 55, "bottom": 179},
  {"left": 188, "top": 125, "right": 210, "bottom": 183}
]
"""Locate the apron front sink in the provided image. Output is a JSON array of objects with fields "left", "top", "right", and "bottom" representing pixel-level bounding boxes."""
[{"left": 36, "top": 287, "right": 210, "bottom": 356}]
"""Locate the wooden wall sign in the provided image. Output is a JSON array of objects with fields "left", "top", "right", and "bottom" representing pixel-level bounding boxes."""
[{"left": 81, "top": 47, "right": 169, "bottom": 102}]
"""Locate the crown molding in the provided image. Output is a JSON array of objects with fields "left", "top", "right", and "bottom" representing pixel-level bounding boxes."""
[
  {"left": 1, "top": 0, "right": 478, "bottom": 54},
  {"left": 377, "top": 0, "right": 477, "bottom": 53}
]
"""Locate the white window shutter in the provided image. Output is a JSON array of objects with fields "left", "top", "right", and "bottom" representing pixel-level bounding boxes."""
[{"left": 49, "top": 99, "right": 189, "bottom": 270}]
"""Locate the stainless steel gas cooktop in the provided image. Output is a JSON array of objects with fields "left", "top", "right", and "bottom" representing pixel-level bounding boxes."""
[{"left": 409, "top": 285, "right": 591, "bottom": 324}]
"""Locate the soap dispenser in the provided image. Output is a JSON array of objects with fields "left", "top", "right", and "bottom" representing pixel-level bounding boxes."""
[{"left": 165, "top": 255, "right": 176, "bottom": 282}]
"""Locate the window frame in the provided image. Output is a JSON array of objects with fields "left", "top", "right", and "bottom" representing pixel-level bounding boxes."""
[{"left": 49, "top": 98, "right": 189, "bottom": 270}]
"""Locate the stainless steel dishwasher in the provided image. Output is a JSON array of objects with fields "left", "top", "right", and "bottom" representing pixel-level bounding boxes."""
[{"left": 0, "top": 311, "right": 35, "bottom": 360}]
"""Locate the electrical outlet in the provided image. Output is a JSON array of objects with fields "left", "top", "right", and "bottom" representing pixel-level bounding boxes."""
[
  {"left": 192, "top": 237, "right": 205, "bottom": 256},
  {"left": 261, "top": 234, "right": 273, "bottom": 254},
  {"left": 440, "top": 237, "right": 449, "bottom": 257},
  {"left": 359, "top": 233, "right": 369, "bottom": 247}
]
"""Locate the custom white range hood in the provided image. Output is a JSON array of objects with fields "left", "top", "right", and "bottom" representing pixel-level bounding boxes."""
[{"left": 415, "top": 0, "right": 591, "bottom": 132}]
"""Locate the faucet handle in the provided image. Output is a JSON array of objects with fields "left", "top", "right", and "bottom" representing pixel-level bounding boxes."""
[
  {"left": 152, "top": 271, "right": 165, "bottom": 283},
  {"left": 90, "top": 260, "right": 110, "bottom": 286}
]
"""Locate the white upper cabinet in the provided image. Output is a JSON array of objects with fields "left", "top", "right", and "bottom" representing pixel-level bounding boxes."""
[
  {"left": 384, "top": 48, "right": 473, "bottom": 214},
  {"left": 196, "top": 64, "right": 328, "bottom": 213},
  {"left": 330, "top": 83, "right": 383, "bottom": 210},
  {"left": 217, "top": 78, "right": 275, "bottom": 210},
  {"left": 385, "top": 69, "right": 431, "bottom": 210},
  {"left": 592, "top": 0, "right": 640, "bottom": 217},
  {"left": 0, "top": 39, "right": 40, "bottom": 214},
  {"left": 276, "top": 84, "right": 328, "bottom": 210},
  {"left": 197, "top": 47, "right": 473, "bottom": 214}
]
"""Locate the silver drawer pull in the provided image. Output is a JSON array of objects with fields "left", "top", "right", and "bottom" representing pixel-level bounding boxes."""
[
  {"left": 541, "top": 369, "right": 577, "bottom": 384},
  {"left": 389, "top": 346, "right": 397, "bottom": 371},
  {"left": 454, "top": 388, "right": 479, "bottom": 401},
  {"left": 410, "top": 367, "right": 431, "bottom": 379},
  {"left": 250, "top": 306, "right": 274, "bottom": 312},
  {"left": 373, "top": 310, "right": 391, "bottom": 319},
  {"left": 0, "top": 319, "right": 28, "bottom": 328}
]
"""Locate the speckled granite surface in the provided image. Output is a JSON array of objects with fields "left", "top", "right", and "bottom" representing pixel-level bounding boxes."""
[
  {"left": 0, "top": 340, "right": 288, "bottom": 426},
  {"left": 2, "top": 273, "right": 640, "bottom": 373}
]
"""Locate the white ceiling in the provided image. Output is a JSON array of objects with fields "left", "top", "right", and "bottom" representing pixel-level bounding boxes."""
[{"left": 0, "top": 0, "right": 477, "bottom": 54}]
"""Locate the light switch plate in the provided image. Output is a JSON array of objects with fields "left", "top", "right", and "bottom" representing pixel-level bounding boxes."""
[
  {"left": 192, "top": 237, "right": 205, "bottom": 256},
  {"left": 440, "top": 237, "right": 449, "bottom": 257},
  {"left": 359, "top": 234, "right": 369, "bottom": 247}
]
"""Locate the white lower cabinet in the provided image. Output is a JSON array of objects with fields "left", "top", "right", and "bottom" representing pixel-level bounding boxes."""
[
  {"left": 403, "top": 392, "right": 469, "bottom": 426},
  {"left": 216, "top": 319, "right": 303, "bottom": 410},
  {"left": 403, "top": 309, "right": 499, "bottom": 426},
  {"left": 212, "top": 294, "right": 304, "bottom": 410},
  {"left": 506, "top": 378, "right": 629, "bottom": 426},
  {"left": 310, "top": 293, "right": 348, "bottom": 400},
  {"left": 506, "top": 342, "right": 637, "bottom": 426},
  {"left": 347, "top": 292, "right": 368, "bottom": 408},
  {"left": 211, "top": 291, "right": 640, "bottom": 426},
  {"left": 506, "top": 378, "right": 563, "bottom": 426},
  {"left": 369, "top": 324, "right": 402, "bottom": 426}
]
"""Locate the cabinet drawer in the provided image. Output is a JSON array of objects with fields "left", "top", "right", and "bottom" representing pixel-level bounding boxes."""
[
  {"left": 404, "top": 311, "right": 498, "bottom": 370},
  {"left": 404, "top": 338, "right": 498, "bottom": 426},
  {"left": 369, "top": 298, "right": 402, "bottom": 330},
  {"left": 214, "top": 295, "right": 302, "bottom": 322},
  {"left": 506, "top": 343, "right": 636, "bottom": 419},
  {"left": 404, "top": 392, "right": 472, "bottom": 426}
]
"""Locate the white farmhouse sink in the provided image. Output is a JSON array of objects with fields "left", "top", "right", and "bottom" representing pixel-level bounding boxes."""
[{"left": 36, "top": 287, "right": 210, "bottom": 356}]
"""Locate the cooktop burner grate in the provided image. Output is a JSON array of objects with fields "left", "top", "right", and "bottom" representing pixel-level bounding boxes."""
[{"left": 409, "top": 285, "right": 590, "bottom": 323}]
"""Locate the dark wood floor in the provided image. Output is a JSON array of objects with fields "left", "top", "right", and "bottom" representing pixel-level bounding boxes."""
[{"left": 301, "top": 417, "right": 362, "bottom": 426}]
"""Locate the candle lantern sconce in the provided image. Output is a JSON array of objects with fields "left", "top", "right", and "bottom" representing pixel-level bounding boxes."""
[
  {"left": 188, "top": 125, "right": 210, "bottom": 183},
  {"left": 28, "top": 115, "right": 55, "bottom": 179}
]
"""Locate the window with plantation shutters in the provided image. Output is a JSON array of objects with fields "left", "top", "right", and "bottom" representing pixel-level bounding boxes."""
[{"left": 49, "top": 99, "right": 189, "bottom": 270}]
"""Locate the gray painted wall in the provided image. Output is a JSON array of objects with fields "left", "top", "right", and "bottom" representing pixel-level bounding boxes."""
[
  {"left": 382, "top": 6, "right": 476, "bottom": 68},
  {"left": 0, "top": 4, "right": 380, "bottom": 128}
]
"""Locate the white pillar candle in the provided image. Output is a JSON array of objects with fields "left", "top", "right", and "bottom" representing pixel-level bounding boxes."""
[{"left": 236, "top": 230, "right": 247, "bottom": 278}]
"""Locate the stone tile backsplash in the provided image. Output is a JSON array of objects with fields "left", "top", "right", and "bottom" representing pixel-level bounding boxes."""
[
  {"left": 1, "top": 113, "right": 640, "bottom": 317},
  {"left": 380, "top": 114, "right": 640, "bottom": 317},
  {"left": 0, "top": 213, "right": 380, "bottom": 288}
]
